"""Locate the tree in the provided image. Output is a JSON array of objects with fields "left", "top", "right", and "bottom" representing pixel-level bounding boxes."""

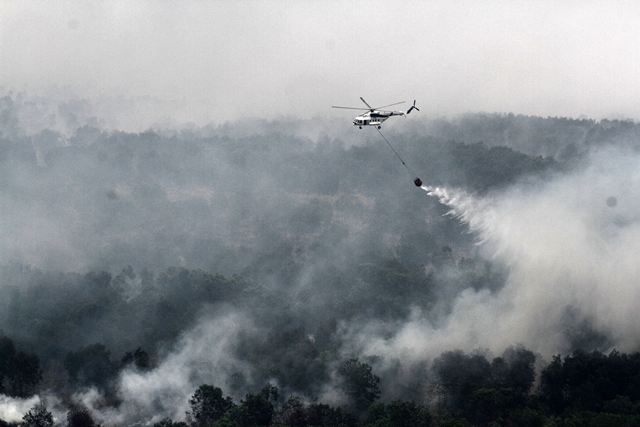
[
  {"left": 433, "top": 348, "right": 536, "bottom": 424},
  {"left": 337, "top": 358, "right": 381, "bottom": 413},
  {"left": 64, "top": 344, "right": 117, "bottom": 389},
  {"left": 501, "top": 346, "right": 536, "bottom": 399},
  {"left": 305, "top": 403, "right": 357, "bottom": 427},
  {"left": 363, "top": 401, "right": 431, "bottom": 427},
  {"left": 0, "top": 336, "right": 16, "bottom": 394},
  {"left": 539, "top": 350, "right": 640, "bottom": 415},
  {"left": 121, "top": 347, "right": 151, "bottom": 371},
  {"left": 212, "top": 385, "right": 278, "bottom": 427},
  {"left": 187, "top": 384, "right": 234, "bottom": 426},
  {"left": 238, "top": 391, "right": 274, "bottom": 426},
  {"left": 0, "top": 336, "right": 41, "bottom": 398},
  {"left": 386, "top": 400, "right": 431, "bottom": 427},
  {"left": 153, "top": 419, "right": 188, "bottom": 427},
  {"left": 275, "top": 396, "right": 307, "bottom": 427},
  {"left": 432, "top": 351, "right": 491, "bottom": 414},
  {"left": 66, "top": 405, "right": 97, "bottom": 427},
  {"left": 22, "top": 402, "right": 53, "bottom": 427},
  {"left": 9, "top": 351, "right": 42, "bottom": 398}
]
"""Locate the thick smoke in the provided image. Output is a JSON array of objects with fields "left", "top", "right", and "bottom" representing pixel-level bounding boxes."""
[
  {"left": 0, "top": 394, "right": 66, "bottom": 425},
  {"left": 4, "top": 93, "right": 640, "bottom": 424},
  {"left": 346, "top": 147, "right": 640, "bottom": 373},
  {"left": 0, "top": 395, "right": 40, "bottom": 423},
  {"left": 75, "top": 310, "right": 253, "bottom": 425}
]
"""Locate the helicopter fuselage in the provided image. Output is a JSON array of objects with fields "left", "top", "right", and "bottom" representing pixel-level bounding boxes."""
[{"left": 353, "top": 110, "right": 405, "bottom": 128}]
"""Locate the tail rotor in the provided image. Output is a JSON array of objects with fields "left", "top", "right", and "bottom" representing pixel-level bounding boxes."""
[{"left": 406, "top": 100, "right": 420, "bottom": 114}]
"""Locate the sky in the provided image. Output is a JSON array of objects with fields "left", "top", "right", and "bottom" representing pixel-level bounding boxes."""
[{"left": 2, "top": 1, "right": 640, "bottom": 125}]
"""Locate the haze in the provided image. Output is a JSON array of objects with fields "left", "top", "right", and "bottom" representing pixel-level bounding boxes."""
[
  {"left": 3, "top": 0, "right": 640, "bottom": 130},
  {"left": 5, "top": 2, "right": 640, "bottom": 425}
]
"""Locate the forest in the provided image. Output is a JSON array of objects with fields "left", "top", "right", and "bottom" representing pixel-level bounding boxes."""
[
  {"left": 2, "top": 93, "right": 640, "bottom": 425},
  {"left": 6, "top": 334, "right": 640, "bottom": 426}
]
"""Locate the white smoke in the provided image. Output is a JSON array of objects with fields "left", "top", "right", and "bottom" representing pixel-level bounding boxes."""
[
  {"left": 78, "top": 309, "right": 254, "bottom": 426},
  {"left": 0, "top": 394, "right": 66, "bottom": 425},
  {"left": 0, "top": 394, "right": 40, "bottom": 423},
  {"left": 346, "top": 147, "right": 640, "bottom": 366}
]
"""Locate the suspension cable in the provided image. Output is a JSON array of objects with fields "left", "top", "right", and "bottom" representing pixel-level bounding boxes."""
[{"left": 376, "top": 128, "right": 415, "bottom": 177}]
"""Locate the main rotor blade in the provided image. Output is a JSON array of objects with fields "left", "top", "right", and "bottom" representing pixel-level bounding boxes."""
[
  {"left": 332, "top": 106, "right": 370, "bottom": 110},
  {"left": 374, "top": 101, "right": 405, "bottom": 109},
  {"left": 359, "top": 97, "right": 373, "bottom": 109}
]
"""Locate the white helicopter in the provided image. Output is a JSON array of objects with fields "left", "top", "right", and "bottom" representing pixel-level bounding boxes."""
[{"left": 332, "top": 97, "right": 419, "bottom": 129}]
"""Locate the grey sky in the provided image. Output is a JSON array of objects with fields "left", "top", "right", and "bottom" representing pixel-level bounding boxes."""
[{"left": 2, "top": 0, "right": 640, "bottom": 124}]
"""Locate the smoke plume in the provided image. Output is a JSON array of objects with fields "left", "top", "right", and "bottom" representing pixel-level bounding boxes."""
[{"left": 347, "top": 147, "right": 640, "bottom": 373}]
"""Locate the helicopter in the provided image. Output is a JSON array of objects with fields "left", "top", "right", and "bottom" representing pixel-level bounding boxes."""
[{"left": 332, "top": 97, "right": 419, "bottom": 129}]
